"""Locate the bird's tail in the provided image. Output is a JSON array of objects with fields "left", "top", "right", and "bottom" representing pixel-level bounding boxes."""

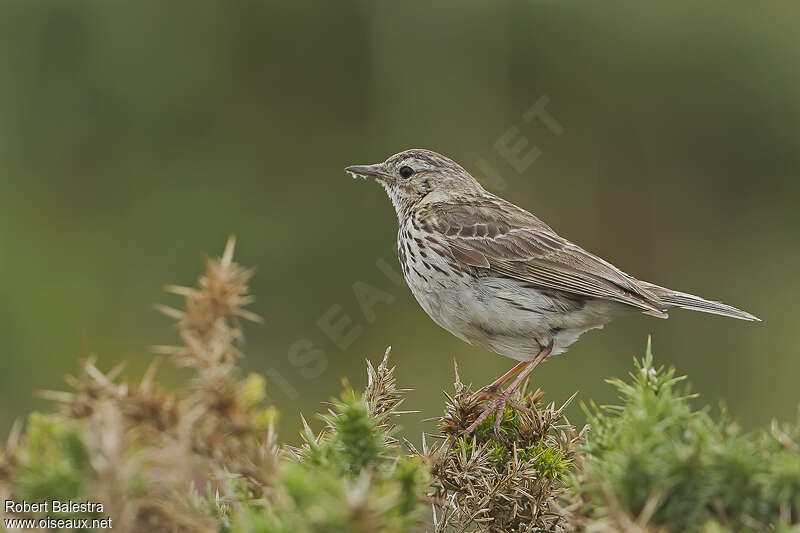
[{"left": 641, "top": 283, "right": 761, "bottom": 322}]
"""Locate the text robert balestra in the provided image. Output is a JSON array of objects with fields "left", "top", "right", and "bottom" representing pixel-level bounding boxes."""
[{"left": 5, "top": 499, "right": 105, "bottom": 514}]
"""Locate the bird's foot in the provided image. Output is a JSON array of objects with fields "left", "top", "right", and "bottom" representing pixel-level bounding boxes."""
[
  {"left": 462, "top": 388, "right": 535, "bottom": 436},
  {"left": 474, "top": 384, "right": 498, "bottom": 402},
  {"left": 474, "top": 386, "right": 535, "bottom": 415}
]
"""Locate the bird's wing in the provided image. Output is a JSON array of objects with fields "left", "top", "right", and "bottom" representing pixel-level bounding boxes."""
[{"left": 420, "top": 199, "right": 668, "bottom": 316}]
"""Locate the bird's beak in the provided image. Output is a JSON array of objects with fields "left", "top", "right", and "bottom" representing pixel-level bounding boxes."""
[{"left": 345, "top": 163, "right": 391, "bottom": 181}]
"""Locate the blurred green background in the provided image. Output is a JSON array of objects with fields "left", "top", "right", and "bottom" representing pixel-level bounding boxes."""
[{"left": 1, "top": 1, "right": 798, "bottom": 441}]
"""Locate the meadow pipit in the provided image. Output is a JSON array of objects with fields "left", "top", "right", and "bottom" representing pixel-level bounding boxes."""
[{"left": 346, "top": 149, "right": 759, "bottom": 435}]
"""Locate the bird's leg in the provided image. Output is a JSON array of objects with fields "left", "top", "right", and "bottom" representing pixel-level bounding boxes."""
[
  {"left": 475, "top": 360, "right": 530, "bottom": 400},
  {"left": 475, "top": 361, "right": 538, "bottom": 419},
  {"left": 462, "top": 342, "right": 553, "bottom": 436}
]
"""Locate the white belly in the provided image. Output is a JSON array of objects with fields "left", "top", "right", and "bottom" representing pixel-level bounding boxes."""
[{"left": 398, "top": 225, "right": 621, "bottom": 361}]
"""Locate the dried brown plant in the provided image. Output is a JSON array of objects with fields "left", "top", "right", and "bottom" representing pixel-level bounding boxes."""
[
  {"left": 1, "top": 237, "right": 274, "bottom": 533},
  {"left": 413, "top": 362, "right": 588, "bottom": 533}
]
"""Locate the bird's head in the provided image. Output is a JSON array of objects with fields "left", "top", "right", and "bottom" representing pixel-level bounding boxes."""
[{"left": 346, "top": 149, "right": 484, "bottom": 217}]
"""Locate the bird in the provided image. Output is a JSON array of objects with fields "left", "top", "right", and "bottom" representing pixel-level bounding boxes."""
[{"left": 345, "top": 148, "right": 760, "bottom": 435}]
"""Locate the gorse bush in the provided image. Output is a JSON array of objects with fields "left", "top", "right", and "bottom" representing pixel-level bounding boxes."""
[
  {"left": 0, "top": 239, "right": 431, "bottom": 533},
  {"left": 235, "top": 351, "right": 429, "bottom": 533},
  {"left": 419, "top": 367, "right": 585, "bottom": 532},
  {"left": 572, "top": 338, "right": 800, "bottom": 532},
  {"left": 0, "top": 240, "right": 797, "bottom": 532},
  {"left": 1, "top": 237, "right": 276, "bottom": 532}
]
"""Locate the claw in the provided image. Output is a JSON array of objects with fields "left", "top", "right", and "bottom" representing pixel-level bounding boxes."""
[
  {"left": 462, "top": 390, "right": 511, "bottom": 436},
  {"left": 492, "top": 395, "right": 507, "bottom": 435},
  {"left": 462, "top": 343, "right": 553, "bottom": 436},
  {"left": 477, "top": 388, "right": 536, "bottom": 417}
]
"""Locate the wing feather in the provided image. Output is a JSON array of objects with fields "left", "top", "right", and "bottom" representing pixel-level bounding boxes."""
[{"left": 420, "top": 199, "right": 668, "bottom": 316}]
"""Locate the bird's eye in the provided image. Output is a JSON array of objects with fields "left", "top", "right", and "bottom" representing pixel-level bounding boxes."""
[{"left": 398, "top": 166, "right": 414, "bottom": 179}]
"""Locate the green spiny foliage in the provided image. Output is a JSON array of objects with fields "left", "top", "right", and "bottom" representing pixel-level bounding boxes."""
[
  {"left": 573, "top": 337, "right": 800, "bottom": 532},
  {"left": 13, "top": 413, "right": 90, "bottom": 503},
  {"left": 310, "top": 388, "right": 387, "bottom": 476},
  {"left": 235, "top": 349, "right": 429, "bottom": 533},
  {"left": 520, "top": 439, "right": 571, "bottom": 481}
]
